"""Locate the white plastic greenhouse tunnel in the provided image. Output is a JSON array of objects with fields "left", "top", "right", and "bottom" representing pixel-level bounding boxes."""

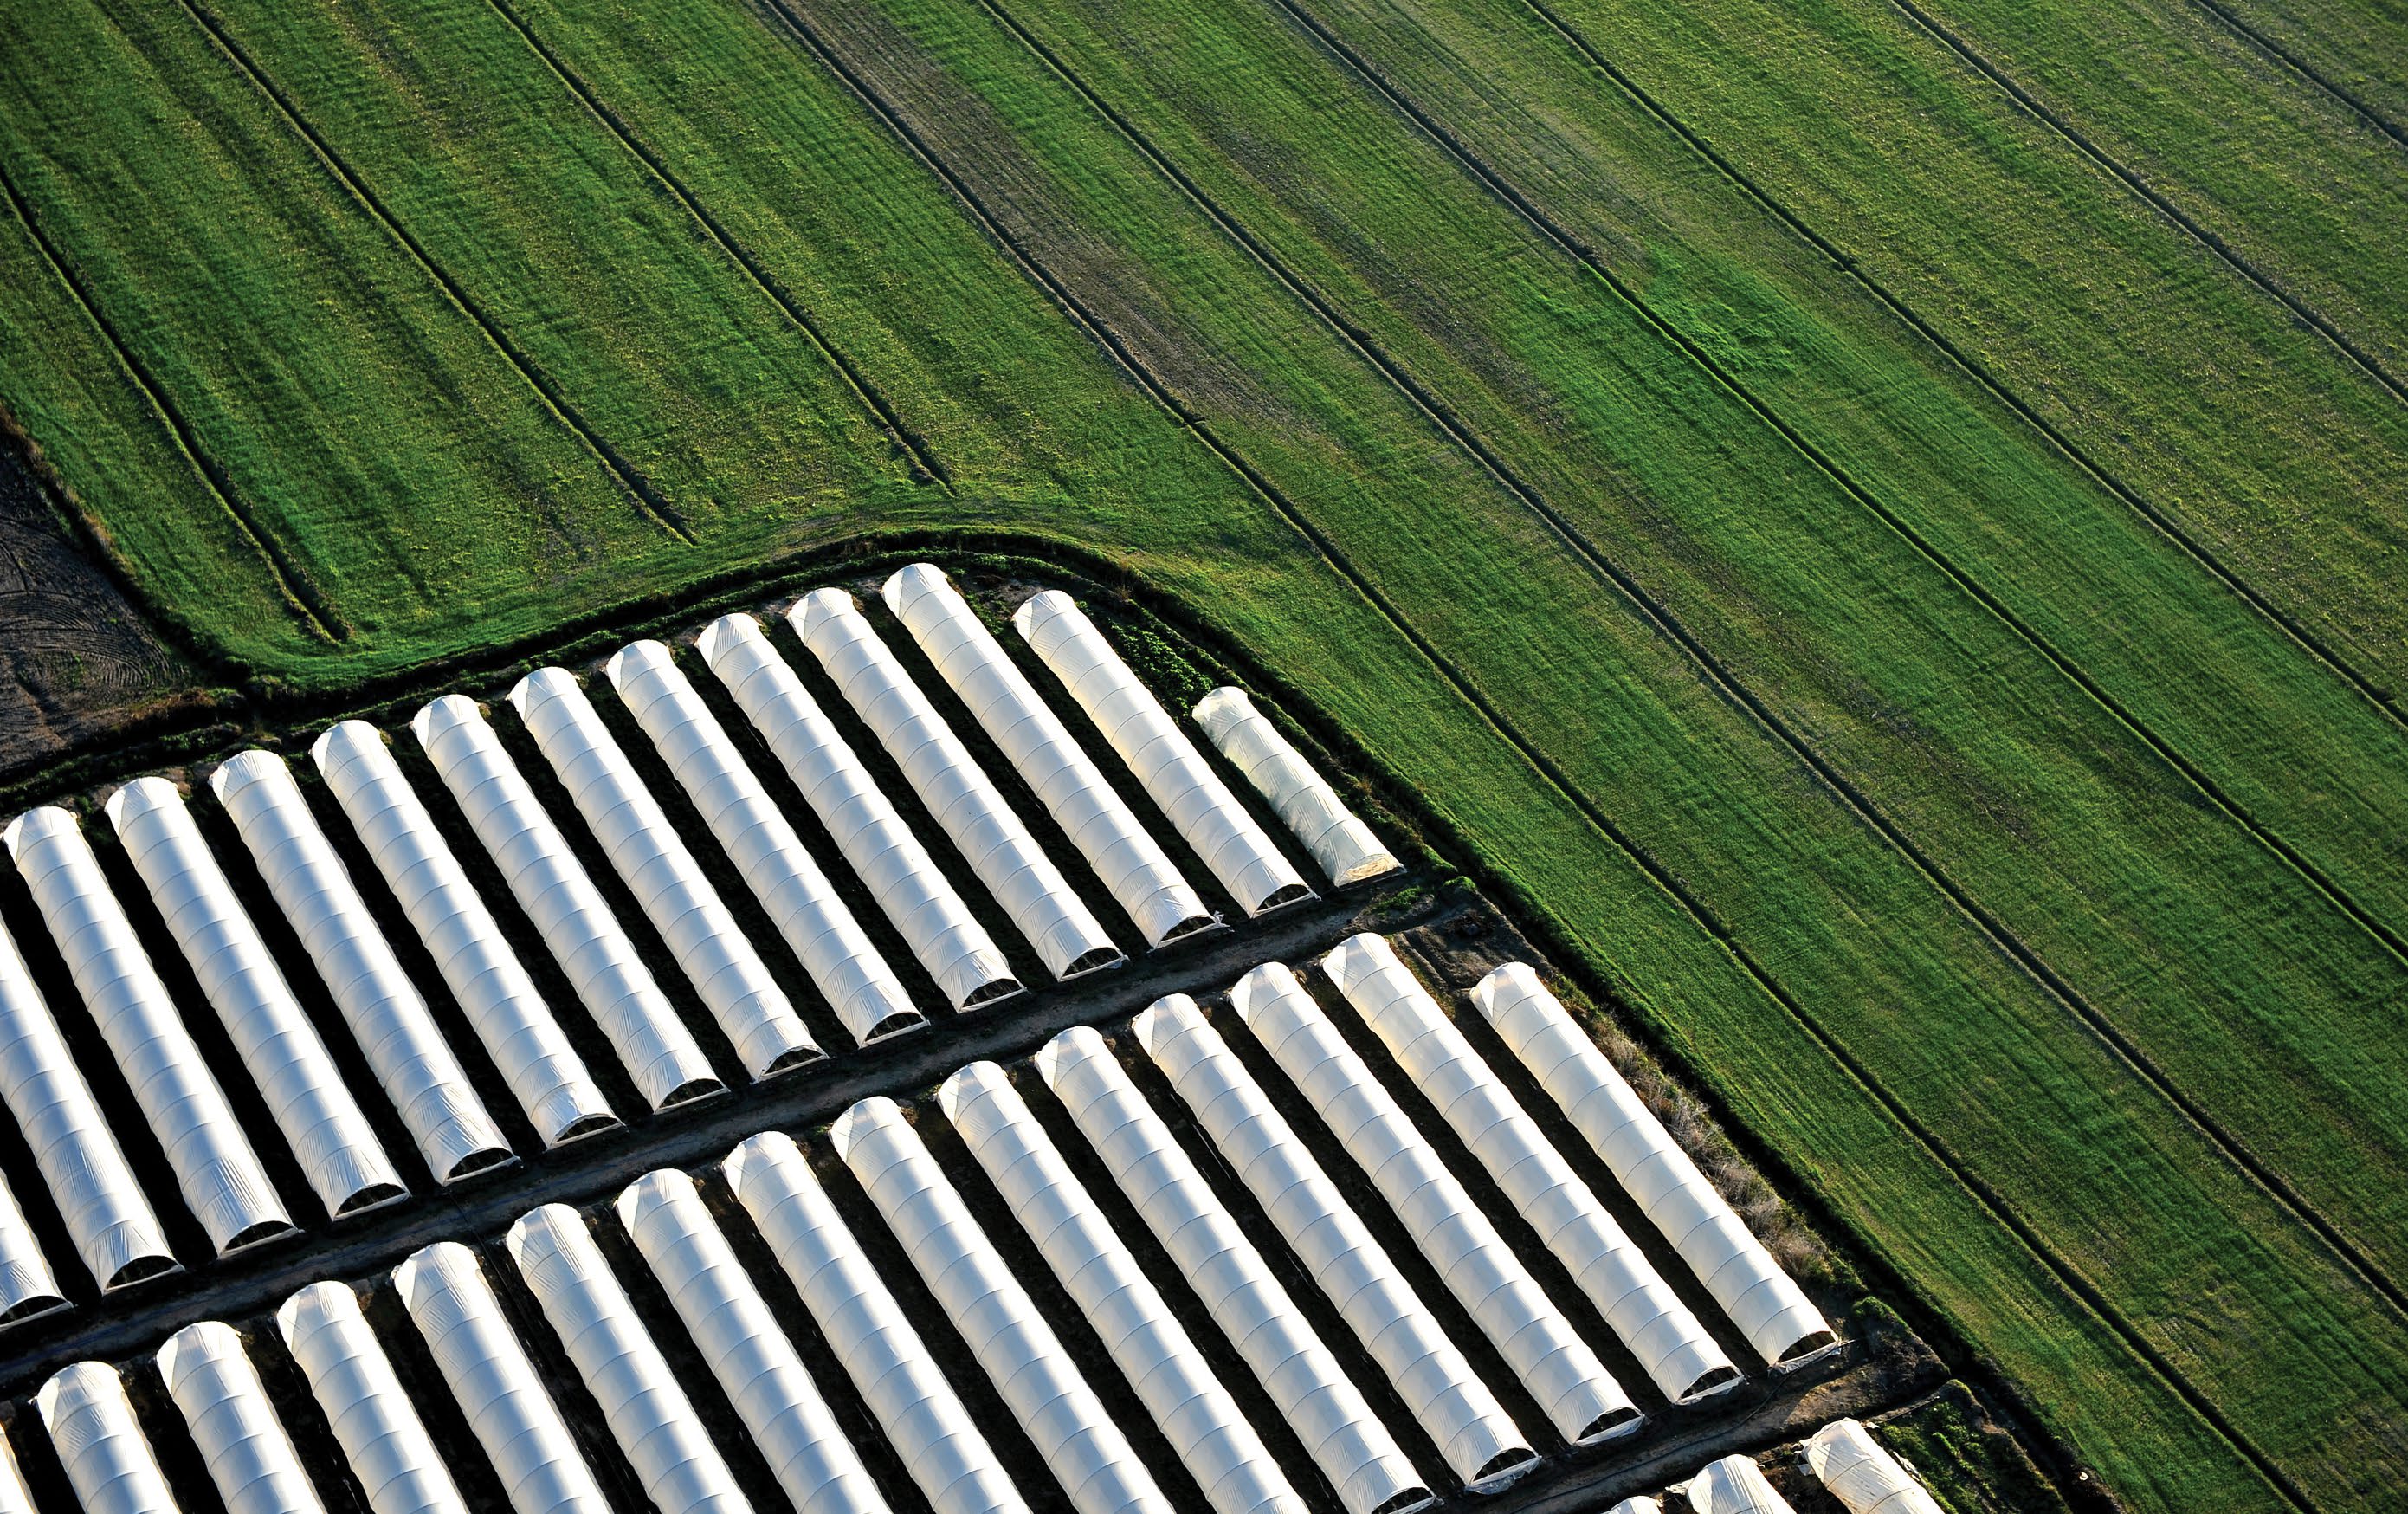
[
  {"left": 391, "top": 1239, "right": 612, "bottom": 1514},
  {"left": 1804, "top": 1419, "right": 1946, "bottom": 1514},
  {"left": 1236, "top": 961, "right": 1634, "bottom": 1442},
  {"left": 1132, "top": 993, "right": 1534, "bottom": 1489},
  {"left": 0, "top": 1170, "right": 60, "bottom": 1323},
  {"left": 939, "top": 1060, "right": 1306, "bottom": 1514},
  {"left": 700, "top": 611, "right": 1017, "bottom": 1010},
  {"left": 722, "top": 1130, "right": 1025, "bottom": 1514},
  {"left": 0, "top": 908, "right": 165, "bottom": 1291},
  {"left": 1323, "top": 934, "right": 1735, "bottom": 1403},
  {"left": 109, "top": 775, "right": 404, "bottom": 1218},
  {"left": 157, "top": 1317, "right": 326, "bottom": 1514},
  {"left": 882, "top": 564, "right": 1211, "bottom": 946},
  {"left": 1034, "top": 1025, "right": 1430, "bottom": 1514},
  {"left": 277, "top": 1280, "right": 470, "bottom": 1514},
  {"left": 616, "top": 1168, "right": 893, "bottom": 1514},
  {"left": 1681, "top": 1454, "right": 1797, "bottom": 1514},
  {"left": 506, "top": 1203, "right": 754, "bottom": 1514},
  {"left": 414, "top": 695, "right": 721, "bottom": 1111},
  {"left": 830, "top": 1095, "right": 1173, "bottom": 1514},
  {"left": 603, "top": 639, "right": 919, "bottom": 1046},
  {"left": 5, "top": 804, "right": 292, "bottom": 1253},
  {"left": 312, "top": 721, "right": 615, "bottom": 1147},
  {"left": 794, "top": 590, "right": 1120, "bottom": 980},
  {"left": 1012, "top": 592, "right": 1308, "bottom": 916},
  {"left": 1191, "top": 688, "right": 1398, "bottom": 888},
  {"left": 209, "top": 750, "right": 512, "bottom": 1184},
  {"left": 509, "top": 667, "right": 820, "bottom": 1080},
  {"left": 38, "top": 1362, "right": 175, "bottom": 1514},
  {"left": 1469, "top": 963, "right": 1834, "bottom": 1368}
]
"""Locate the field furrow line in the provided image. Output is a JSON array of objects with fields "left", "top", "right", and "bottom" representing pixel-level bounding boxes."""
[
  {"left": 2180, "top": 0, "right": 2408, "bottom": 151},
  {"left": 1878, "top": 0, "right": 2408, "bottom": 412},
  {"left": 1264, "top": 0, "right": 2408, "bottom": 1310},
  {"left": 1509, "top": 0, "right": 2408, "bottom": 735},
  {"left": 0, "top": 159, "right": 344, "bottom": 644},
  {"left": 740, "top": 11, "right": 2335, "bottom": 1504},
  {"left": 478, "top": 0, "right": 956, "bottom": 494},
  {"left": 171, "top": 0, "right": 699, "bottom": 546}
]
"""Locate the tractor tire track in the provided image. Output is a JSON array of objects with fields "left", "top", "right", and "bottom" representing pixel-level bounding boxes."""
[
  {"left": 974, "top": 0, "right": 2408, "bottom": 1331},
  {"left": 1306, "top": 0, "right": 2408, "bottom": 1321},
  {"left": 479, "top": 0, "right": 955, "bottom": 493},
  {"left": 1508, "top": 0, "right": 2408, "bottom": 735},
  {"left": 1879, "top": 0, "right": 2408, "bottom": 412},
  {"left": 2180, "top": 0, "right": 2408, "bottom": 152},
  {"left": 0, "top": 159, "right": 344, "bottom": 644},
  {"left": 172, "top": 0, "right": 698, "bottom": 545},
  {"left": 743, "top": 9, "right": 2325, "bottom": 1506}
]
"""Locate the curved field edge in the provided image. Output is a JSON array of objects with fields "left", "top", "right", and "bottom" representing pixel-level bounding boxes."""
[{"left": 0, "top": 532, "right": 2301, "bottom": 1514}]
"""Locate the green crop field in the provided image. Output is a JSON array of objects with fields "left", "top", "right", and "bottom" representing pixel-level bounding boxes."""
[{"left": 1, "top": 0, "right": 2403, "bottom": 1508}]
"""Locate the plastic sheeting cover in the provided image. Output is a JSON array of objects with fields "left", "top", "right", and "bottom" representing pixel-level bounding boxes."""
[
  {"left": 700, "top": 612, "right": 1013, "bottom": 1009},
  {"left": 509, "top": 667, "right": 818, "bottom": 1077},
  {"left": 883, "top": 565, "right": 1207, "bottom": 946},
  {"left": 6, "top": 805, "right": 291, "bottom": 1252},
  {"left": 209, "top": 750, "right": 508, "bottom": 1183},
  {"left": 1191, "top": 689, "right": 1396, "bottom": 887},
  {"left": 0, "top": 1416, "right": 36, "bottom": 1514},
  {"left": 278, "top": 1282, "right": 468, "bottom": 1514},
  {"left": 1035, "top": 1026, "right": 1425, "bottom": 1514},
  {"left": 830, "top": 1096, "right": 1172, "bottom": 1514},
  {"left": 313, "top": 721, "right": 613, "bottom": 1147},
  {"left": 414, "top": 696, "right": 719, "bottom": 1110},
  {"left": 1236, "top": 962, "right": 1632, "bottom": 1443},
  {"left": 40, "top": 1362, "right": 176, "bottom": 1514},
  {"left": 394, "top": 1241, "right": 610, "bottom": 1514},
  {"left": 110, "top": 777, "right": 402, "bottom": 1216},
  {"left": 1682, "top": 1456, "right": 1796, "bottom": 1514},
  {"left": 1471, "top": 963, "right": 1832, "bottom": 1366},
  {"left": 0, "top": 1168, "right": 61, "bottom": 1320},
  {"left": 1012, "top": 592, "right": 1305, "bottom": 916},
  {"left": 603, "top": 642, "right": 915, "bottom": 1045},
  {"left": 507, "top": 1204, "right": 752, "bottom": 1514},
  {"left": 617, "top": 1170, "right": 892, "bottom": 1514},
  {"left": 1325, "top": 935, "right": 1732, "bottom": 1402},
  {"left": 158, "top": 1319, "right": 326, "bottom": 1514},
  {"left": 1133, "top": 996, "right": 1529, "bottom": 1486},
  {"left": 1804, "top": 1420, "right": 1944, "bottom": 1514},
  {"left": 0, "top": 909, "right": 167, "bottom": 1290},
  {"left": 940, "top": 1062, "right": 1303, "bottom": 1514},
  {"left": 723, "top": 1131, "right": 1024, "bottom": 1514},
  {"left": 796, "top": 592, "right": 1117, "bottom": 979}
]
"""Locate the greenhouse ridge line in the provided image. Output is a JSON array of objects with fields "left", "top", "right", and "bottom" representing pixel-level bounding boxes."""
[
  {"left": 978, "top": 0, "right": 2408, "bottom": 1339},
  {"left": 477, "top": 0, "right": 957, "bottom": 495},
  {"left": 1505, "top": 0, "right": 2408, "bottom": 736},
  {"left": 171, "top": 0, "right": 699, "bottom": 546},
  {"left": 1878, "top": 0, "right": 2408, "bottom": 413},
  {"left": 0, "top": 884, "right": 1404, "bottom": 1394},
  {"left": 0, "top": 162, "right": 341, "bottom": 644},
  {"left": 752, "top": 10, "right": 2310, "bottom": 1504}
]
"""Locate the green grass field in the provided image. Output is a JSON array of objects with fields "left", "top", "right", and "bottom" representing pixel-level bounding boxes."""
[{"left": 1, "top": 0, "right": 2403, "bottom": 1508}]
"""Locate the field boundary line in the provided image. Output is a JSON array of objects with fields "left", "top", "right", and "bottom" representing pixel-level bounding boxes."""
[
  {"left": 965, "top": 0, "right": 2408, "bottom": 1327},
  {"left": 2177, "top": 0, "right": 2408, "bottom": 151},
  {"left": 1504, "top": 0, "right": 2407, "bottom": 734},
  {"left": 1877, "top": 0, "right": 2408, "bottom": 412},
  {"left": 477, "top": 0, "right": 955, "bottom": 494},
  {"left": 742, "top": 10, "right": 2320, "bottom": 1505},
  {"left": 1253, "top": 0, "right": 2408, "bottom": 1315},
  {"left": 0, "top": 159, "right": 342, "bottom": 644},
  {"left": 170, "top": 0, "right": 698, "bottom": 545}
]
